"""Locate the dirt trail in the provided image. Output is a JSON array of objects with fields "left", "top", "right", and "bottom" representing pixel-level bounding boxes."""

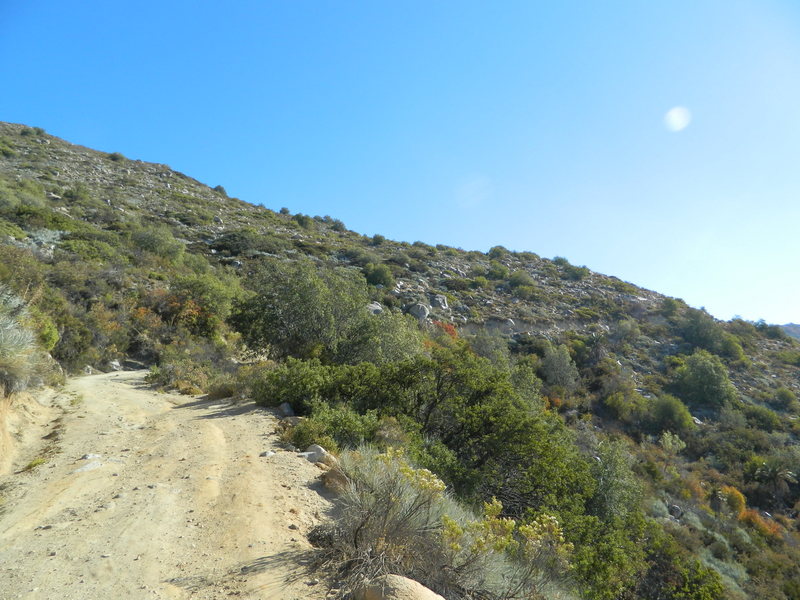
[{"left": 0, "top": 371, "right": 332, "bottom": 600}]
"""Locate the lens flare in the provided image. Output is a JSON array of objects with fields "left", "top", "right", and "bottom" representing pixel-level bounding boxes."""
[{"left": 664, "top": 106, "right": 692, "bottom": 132}]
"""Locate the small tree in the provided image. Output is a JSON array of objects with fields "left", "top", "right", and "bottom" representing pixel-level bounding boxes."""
[
  {"left": 671, "top": 350, "right": 737, "bottom": 409},
  {"left": 362, "top": 263, "right": 395, "bottom": 288},
  {"left": 540, "top": 344, "right": 579, "bottom": 393}
]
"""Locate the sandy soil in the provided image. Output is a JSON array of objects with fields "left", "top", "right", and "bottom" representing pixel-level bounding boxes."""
[{"left": 0, "top": 371, "right": 333, "bottom": 600}]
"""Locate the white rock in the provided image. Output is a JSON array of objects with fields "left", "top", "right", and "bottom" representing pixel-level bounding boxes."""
[{"left": 355, "top": 574, "right": 445, "bottom": 600}]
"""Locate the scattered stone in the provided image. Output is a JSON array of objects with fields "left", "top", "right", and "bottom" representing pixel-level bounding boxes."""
[
  {"left": 355, "top": 574, "right": 445, "bottom": 600},
  {"left": 74, "top": 461, "right": 102, "bottom": 473},
  {"left": 367, "top": 302, "right": 384, "bottom": 315},
  {"left": 288, "top": 524, "right": 299, "bottom": 530},
  {"left": 81, "top": 454, "right": 102, "bottom": 460},
  {"left": 281, "top": 416, "right": 304, "bottom": 428},
  {"left": 108, "top": 360, "right": 122, "bottom": 371},
  {"left": 431, "top": 294, "right": 448, "bottom": 310},
  {"left": 259, "top": 451, "right": 276, "bottom": 458},
  {"left": 668, "top": 504, "right": 683, "bottom": 519},
  {"left": 277, "top": 402, "right": 294, "bottom": 418}
]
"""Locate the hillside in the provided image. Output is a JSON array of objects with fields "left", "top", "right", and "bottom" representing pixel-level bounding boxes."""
[
  {"left": 783, "top": 324, "right": 800, "bottom": 342},
  {"left": 2, "top": 121, "right": 800, "bottom": 599}
]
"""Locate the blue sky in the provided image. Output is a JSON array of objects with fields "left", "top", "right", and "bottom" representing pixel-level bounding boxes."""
[{"left": 2, "top": 1, "right": 799, "bottom": 323}]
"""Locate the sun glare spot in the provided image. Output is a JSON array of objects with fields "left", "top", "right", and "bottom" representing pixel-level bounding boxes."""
[{"left": 664, "top": 106, "right": 692, "bottom": 132}]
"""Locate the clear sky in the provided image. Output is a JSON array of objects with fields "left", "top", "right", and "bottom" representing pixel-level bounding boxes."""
[{"left": 2, "top": 1, "right": 799, "bottom": 324}]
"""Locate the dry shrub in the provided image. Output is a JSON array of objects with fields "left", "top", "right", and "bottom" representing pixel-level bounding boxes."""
[
  {"left": 721, "top": 485, "right": 746, "bottom": 519},
  {"left": 0, "top": 286, "right": 40, "bottom": 396},
  {"left": 739, "top": 509, "right": 781, "bottom": 539},
  {"left": 310, "top": 447, "right": 573, "bottom": 600}
]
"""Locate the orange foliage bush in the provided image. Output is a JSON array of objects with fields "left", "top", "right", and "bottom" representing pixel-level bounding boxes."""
[
  {"left": 721, "top": 485, "right": 746, "bottom": 519},
  {"left": 740, "top": 508, "right": 781, "bottom": 538}
]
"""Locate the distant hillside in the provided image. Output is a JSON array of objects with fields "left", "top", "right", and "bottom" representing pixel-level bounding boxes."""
[
  {"left": 783, "top": 323, "right": 800, "bottom": 341},
  {"left": 2, "top": 120, "right": 800, "bottom": 600}
]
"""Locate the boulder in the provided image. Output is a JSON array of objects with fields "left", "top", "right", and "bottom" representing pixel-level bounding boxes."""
[
  {"left": 431, "top": 295, "right": 448, "bottom": 310},
  {"left": 108, "top": 360, "right": 122, "bottom": 371},
  {"left": 320, "top": 468, "right": 348, "bottom": 493},
  {"left": 668, "top": 504, "right": 683, "bottom": 519},
  {"left": 355, "top": 574, "right": 445, "bottom": 600},
  {"left": 302, "top": 444, "right": 337, "bottom": 466},
  {"left": 407, "top": 303, "right": 430, "bottom": 321},
  {"left": 367, "top": 302, "right": 384, "bottom": 315},
  {"left": 277, "top": 402, "right": 294, "bottom": 417}
]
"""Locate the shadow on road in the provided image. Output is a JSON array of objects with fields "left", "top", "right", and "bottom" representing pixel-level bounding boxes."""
[{"left": 172, "top": 396, "right": 267, "bottom": 420}]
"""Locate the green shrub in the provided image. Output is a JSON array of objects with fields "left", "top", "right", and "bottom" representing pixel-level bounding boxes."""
[
  {"left": 648, "top": 394, "right": 695, "bottom": 435},
  {"left": 292, "top": 213, "right": 314, "bottom": 229},
  {"left": 509, "top": 270, "right": 535, "bottom": 288},
  {"left": 288, "top": 403, "right": 379, "bottom": 449},
  {"left": 362, "top": 263, "right": 395, "bottom": 288},
  {"left": 563, "top": 264, "right": 589, "bottom": 281},
  {"left": 231, "top": 259, "right": 420, "bottom": 363},
  {"left": 131, "top": 225, "right": 184, "bottom": 261},
  {"left": 670, "top": 350, "right": 738, "bottom": 409},
  {"left": 486, "top": 261, "right": 509, "bottom": 280},
  {"left": 742, "top": 403, "right": 782, "bottom": 432},
  {"left": 444, "top": 277, "right": 472, "bottom": 291},
  {"left": 771, "top": 387, "right": 796, "bottom": 409},
  {"left": 471, "top": 276, "right": 490, "bottom": 290},
  {"left": 249, "top": 358, "right": 330, "bottom": 414}
]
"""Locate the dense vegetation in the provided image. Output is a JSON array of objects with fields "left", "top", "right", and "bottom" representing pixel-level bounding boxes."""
[{"left": 1, "top": 121, "right": 800, "bottom": 599}]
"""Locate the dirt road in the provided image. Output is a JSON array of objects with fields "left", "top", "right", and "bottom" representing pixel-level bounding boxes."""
[{"left": 0, "top": 371, "right": 332, "bottom": 600}]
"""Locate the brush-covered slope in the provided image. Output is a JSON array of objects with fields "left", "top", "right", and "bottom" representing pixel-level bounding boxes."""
[{"left": 2, "top": 121, "right": 800, "bottom": 600}]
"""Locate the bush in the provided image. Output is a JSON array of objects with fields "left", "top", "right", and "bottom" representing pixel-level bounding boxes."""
[
  {"left": 513, "top": 285, "right": 539, "bottom": 300},
  {"left": 648, "top": 394, "right": 695, "bottom": 435},
  {"left": 292, "top": 213, "right": 314, "bottom": 229},
  {"left": 486, "top": 261, "right": 509, "bottom": 280},
  {"left": 540, "top": 343, "right": 579, "bottom": 393},
  {"left": 553, "top": 257, "right": 590, "bottom": 280},
  {"left": 670, "top": 350, "right": 738, "bottom": 409},
  {"left": 508, "top": 270, "right": 535, "bottom": 288},
  {"left": 131, "top": 225, "right": 184, "bottom": 261},
  {"left": 771, "top": 387, "right": 797, "bottom": 409},
  {"left": 231, "top": 259, "right": 420, "bottom": 363},
  {"left": 0, "top": 285, "right": 41, "bottom": 395},
  {"left": 286, "top": 403, "right": 380, "bottom": 450},
  {"left": 362, "top": 263, "right": 395, "bottom": 288},
  {"left": 311, "top": 447, "right": 573, "bottom": 600}
]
